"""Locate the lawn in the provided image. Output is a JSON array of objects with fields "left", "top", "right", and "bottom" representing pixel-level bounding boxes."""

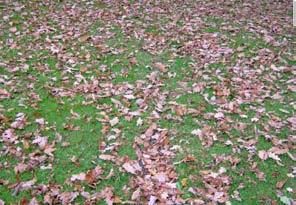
[{"left": 0, "top": 0, "right": 295, "bottom": 204}]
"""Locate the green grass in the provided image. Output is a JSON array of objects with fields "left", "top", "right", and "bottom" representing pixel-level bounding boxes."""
[{"left": 0, "top": 1, "right": 295, "bottom": 204}]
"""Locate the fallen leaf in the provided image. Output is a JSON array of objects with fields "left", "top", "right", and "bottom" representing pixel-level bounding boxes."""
[
  {"left": 258, "top": 150, "right": 269, "bottom": 160},
  {"left": 148, "top": 195, "right": 157, "bottom": 205},
  {"left": 29, "top": 197, "right": 39, "bottom": 205},
  {"left": 35, "top": 118, "right": 45, "bottom": 126},
  {"left": 131, "top": 188, "right": 141, "bottom": 200},
  {"left": 181, "top": 178, "right": 188, "bottom": 187},
  {"left": 32, "top": 136, "right": 48, "bottom": 149},
  {"left": 79, "top": 35, "right": 90, "bottom": 42},
  {"left": 99, "top": 154, "right": 116, "bottom": 161},
  {"left": 154, "top": 62, "right": 167, "bottom": 72},
  {"left": 122, "top": 162, "right": 136, "bottom": 174},
  {"left": 214, "top": 112, "right": 225, "bottom": 120},
  {"left": 70, "top": 173, "right": 86, "bottom": 182},
  {"left": 9, "top": 27, "right": 17, "bottom": 33},
  {"left": 276, "top": 179, "right": 287, "bottom": 189},
  {"left": 2, "top": 129, "right": 17, "bottom": 143},
  {"left": 11, "top": 113, "right": 27, "bottom": 129},
  {"left": 110, "top": 117, "right": 119, "bottom": 126},
  {"left": 13, "top": 179, "right": 36, "bottom": 196},
  {"left": 14, "top": 163, "right": 28, "bottom": 174},
  {"left": 59, "top": 192, "right": 78, "bottom": 204},
  {"left": 0, "top": 88, "right": 11, "bottom": 99},
  {"left": 136, "top": 118, "right": 143, "bottom": 126},
  {"left": 144, "top": 123, "right": 157, "bottom": 137},
  {"left": 130, "top": 57, "right": 137, "bottom": 65}
]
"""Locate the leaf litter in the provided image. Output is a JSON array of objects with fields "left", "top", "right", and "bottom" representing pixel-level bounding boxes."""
[{"left": 0, "top": 0, "right": 295, "bottom": 204}]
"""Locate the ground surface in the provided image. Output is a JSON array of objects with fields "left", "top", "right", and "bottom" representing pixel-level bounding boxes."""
[{"left": 0, "top": 0, "right": 295, "bottom": 204}]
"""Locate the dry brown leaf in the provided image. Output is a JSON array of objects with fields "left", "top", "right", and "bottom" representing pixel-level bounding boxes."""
[
  {"left": 258, "top": 150, "right": 269, "bottom": 160},
  {"left": 131, "top": 188, "right": 141, "bottom": 200},
  {"left": 71, "top": 173, "right": 86, "bottom": 182},
  {"left": 99, "top": 154, "right": 116, "bottom": 161},
  {"left": 154, "top": 62, "right": 167, "bottom": 72},
  {"left": 12, "top": 179, "right": 36, "bottom": 196},
  {"left": 129, "top": 57, "right": 137, "bottom": 66},
  {"left": 145, "top": 123, "right": 157, "bottom": 137},
  {"left": 276, "top": 179, "right": 287, "bottom": 189},
  {"left": 29, "top": 197, "right": 39, "bottom": 205},
  {"left": 122, "top": 162, "right": 136, "bottom": 174},
  {"left": 0, "top": 88, "right": 11, "bottom": 99},
  {"left": 110, "top": 117, "right": 119, "bottom": 126}
]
